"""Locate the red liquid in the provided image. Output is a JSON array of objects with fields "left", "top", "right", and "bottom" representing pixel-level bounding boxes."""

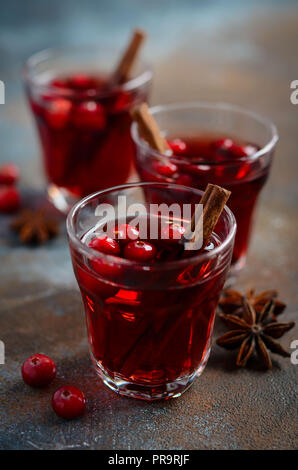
[
  {"left": 27, "top": 74, "right": 149, "bottom": 197},
  {"left": 70, "top": 218, "right": 229, "bottom": 386},
  {"left": 136, "top": 135, "right": 271, "bottom": 266}
]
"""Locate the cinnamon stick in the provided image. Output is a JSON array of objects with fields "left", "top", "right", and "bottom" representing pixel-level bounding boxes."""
[
  {"left": 131, "top": 102, "right": 171, "bottom": 154},
  {"left": 184, "top": 183, "right": 231, "bottom": 248},
  {"left": 111, "top": 28, "right": 146, "bottom": 85}
]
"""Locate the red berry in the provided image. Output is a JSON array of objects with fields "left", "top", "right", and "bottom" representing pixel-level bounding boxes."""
[
  {"left": 124, "top": 240, "right": 157, "bottom": 262},
  {"left": 0, "top": 163, "right": 20, "bottom": 185},
  {"left": 168, "top": 138, "right": 187, "bottom": 154},
  {"left": 73, "top": 101, "right": 106, "bottom": 130},
  {"left": 112, "top": 224, "right": 139, "bottom": 243},
  {"left": 162, "top": 223, "right": 185, "bottom": 242},
  {"left": 68, "top": 74, "right": 96, "bottom": 90},
  {"left": 76, "top": 265, "right": 118, "bottom": 299},
  {"left": 46, "top": 98, "right": 72, "bottom": 129},
  {"left": 52, "top": 386, "right": 86, "bottom": 420},
  {"left": 211, "top": 138, "right": 234, "bottom": 153},
  {"left": 112, "top": 91, "right": 131, "bottom": 112},
  {"left": 89, "top": 235, "right": 120, "bottom": 255},
  {"left": 175, "top": 173, "right": 194, "bottom": 187},
  {"left": 0, "top": 186, "right": 21, "bottom": 213},
  {"left": 153, "top": 161, "right": 178, "bottom": 177},
  {"left": 51, "top": 78, "right": 68, "bottom": 89},
  {"left": 22, "top": 354, "right": 56, "bottom": 387},
  {"left": 232, "top": 144, "right": 258, "bottom": 158}
]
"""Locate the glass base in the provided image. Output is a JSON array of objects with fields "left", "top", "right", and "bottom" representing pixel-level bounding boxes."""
[
  {"left": 47, "top": 184, "right": 79, "bottom": 214},
  {"left": 91, "top": 348, "right": 210, "bottom": 401}
]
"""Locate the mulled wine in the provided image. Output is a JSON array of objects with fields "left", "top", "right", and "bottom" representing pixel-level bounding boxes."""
[{"left": 67, "top": 183, "right": 236, "bottom": 400}]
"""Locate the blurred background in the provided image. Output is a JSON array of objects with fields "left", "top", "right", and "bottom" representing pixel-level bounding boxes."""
[
  {"left": 0, "top": 0, "right": 297, "bottom": 202},
  {"left": 0, "top": 0, "right": 297, "bottom": 287}
]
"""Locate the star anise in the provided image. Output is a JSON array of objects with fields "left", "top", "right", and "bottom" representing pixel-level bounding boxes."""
[
  {"left": 216, "top": 298, "right": 295, "bottom": 369},
  {"left": 219, "top": 288, "right": 286, "bottom": 321},
  {"left": 11, "top": 209, "right": 59, "bottom": 244}
]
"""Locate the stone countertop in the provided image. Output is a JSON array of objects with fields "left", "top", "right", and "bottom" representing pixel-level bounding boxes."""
[{"left": 0, "top": 0, "right": 297, "bottom": 450}]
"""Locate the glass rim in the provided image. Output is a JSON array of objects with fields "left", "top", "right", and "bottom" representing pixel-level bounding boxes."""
[
  {"left": 66, "top": 181, "right": 237, "bottom": 270},
  {"left": 131, "top": 101, "right": 279, "bottom": 164},
  {"left": 23, "top": 45, "right": 153, "bottom": 97}
]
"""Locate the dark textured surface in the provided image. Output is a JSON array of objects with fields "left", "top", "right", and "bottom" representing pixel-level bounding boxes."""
[{"left": 0, "top": 0, "right": 298, "bottom": 450}]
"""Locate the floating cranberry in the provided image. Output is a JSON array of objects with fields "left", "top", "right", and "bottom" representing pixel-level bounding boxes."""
[
  {"left": 0, "top": 163, "right": 20, "bottom": 185},
  {"left": 89, "top": 235, "right": 120, "bottom": 256},
  {"left": 162, "top": 223, "right": 185, "bottom": 242},
  {"left": 51, "top": 78, "right": 68, "bottom": 89},
  {"left": 52, "top": 386, "right": 86, "bottom": 420},
  {"left": 175, "top": 173, "right": 194, "bottom": 187},
  {"left": 153, "top": 160, "right": 178, "bottom": 177},
  {"left": 211, "top": 138, "right": 234, "bottom": 154},
  {"left": 73, "top": 101, "right": 106, "bottom": 130},
  {"left": 168, "top": 138, "right": 187, "bottom": 154},
  {"left": 76, "top": 265, "right": 118, "bottom": 299},
  {"left": 124, "top": 240, "right": 157, "bottom": 262},
  {"left": 46, "top": 98, "right": 72, "bottom": 129},
  {"left": 112, "top": 224, "right": 139, "bottom": 243},
  {"left": 232, "top": 144, "right": 258, "bottom": 158},
  {"left": 22, "top": 354, "right": 56, "bottom": 388},
  {"left": 112, "top": 91, "right": 131, "bottom": 112},
  {"left": 68, "top": 74, "right": 97, "bottom": 90},
  {"left": 0, "top": 186, "right": 21, "bottom": 213}
]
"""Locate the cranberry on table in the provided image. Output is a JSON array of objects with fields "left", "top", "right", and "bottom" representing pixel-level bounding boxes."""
[
  {"left": 46, "top": 98, "right": 72, "bottom": 129},
  {"left": 124, "top": 240, "right": 157, "bottom": 262},
  {"left": 0, "top": 163, "right": 20, "bottom": 185},
  {"left": 153, "top": 160, "right": 178, "bottom": 177},
  {"left": 89, "top": 235, "right": 120, "bottom": 255},
  {"left": 0, "top": 186, "right": 21, "bottom": 213},
  {"left": 52, "top": 386, "right": 86, "bottom": 420},
  {"left": 168, "top": 138, "right": 187, "bottom": 154},
  {"left": 112, "top": 224, "right": 139, "bottom": 243},
  {"left": 72, "top": 101, "right": 106, "bottom": 130},
  {"left": 22, "top": 354, "right": 56, "bottom": 387}
]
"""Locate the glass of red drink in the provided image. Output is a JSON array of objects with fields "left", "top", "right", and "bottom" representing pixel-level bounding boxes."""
[
  {"left": 24, "top": 46, "right": 152, "bottom": 212},
  {"left": 132, "top": 103, "right": 278, "bottom": 275},
  {"left": 67, "top": 182, "right": 236, "bottom": 400}
]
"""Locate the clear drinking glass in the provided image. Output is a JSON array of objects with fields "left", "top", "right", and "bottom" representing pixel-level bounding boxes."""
[
  {"left": 23, "top": 46, "right": 152, "bottom": 213},
  {"left": 66, "top": 182, "right": 236, "bottom": 400},
  {"left": 132, "top": 102, "right": 278, "bottom": 275}
]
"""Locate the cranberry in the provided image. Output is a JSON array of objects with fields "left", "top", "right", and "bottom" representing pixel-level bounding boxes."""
[
  {"left": 22, "top": 354, "right": 56, "bottom": 387},
  {"left": 73, "top": 101, "right": 106, "bottom": 130},
  {"left": 68, "top": 74, "right": 96, "bottom": 90},
  {"left": 124, "top": 240, "right": 157, "bottom": 262},
  {"left": 211, "top": 138, "right": 234, "bottom": 154},
  {"left": 76, "top": 265, "right": 118, "bottom": 299},
  {"left": 153, "top": 160, "right": 178, "bottom": 177},
  {"left": 46, "top": 98, "right": 72, "bottom": 129},
  {"left": 168, "top": 138, "right": 187, "bottom": 154},
  {"left": 0, "top": 186, "right": 21, "bottom": 213},
  {"left": 112, "top": 91, "right": 131, "bottom": 112},
  {"left": 0, "top": 163, "right": 20, "bottom": 185},
  {"left": 52, "top": 386, "right": 86, "bottom": 420},
  {"left": 232, "top": 144, "right": 258, "bottom": 158},
  {"left": 51, "top": 78, "right": 68, "bottom": 89},
  {"left": 175, "top": 173, "right": 194, "bottom": 187},
  {"left": 112, "top": 224, "right": 139, "bottom": 243},
  {"left": 162, "top": 223, "right": 185, "bottom": 242},
  {"left": 89, "top": 235, "right": 120, "bottom": 256}
]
